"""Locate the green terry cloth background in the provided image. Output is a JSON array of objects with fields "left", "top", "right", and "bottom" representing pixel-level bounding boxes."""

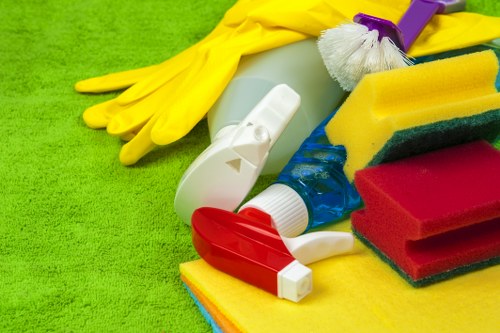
[{"left": 0, "top": 0, "right": 498, "bottom": 332}]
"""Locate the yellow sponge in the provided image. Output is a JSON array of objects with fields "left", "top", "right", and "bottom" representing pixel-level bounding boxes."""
[{"left": 326, "top": 50, "right": 500, "bottom": 181}]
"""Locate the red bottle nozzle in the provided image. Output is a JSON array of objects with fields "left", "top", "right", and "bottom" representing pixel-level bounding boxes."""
[{"left": 192, "top": 207, "right": 312, "bottom": 302}]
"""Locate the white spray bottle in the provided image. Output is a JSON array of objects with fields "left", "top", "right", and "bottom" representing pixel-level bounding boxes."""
[{"left": 207, "top": 38, "right": 346, "bottom": 175}]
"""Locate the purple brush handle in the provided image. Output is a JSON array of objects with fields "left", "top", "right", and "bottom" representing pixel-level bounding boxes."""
[
  {"left": 354, "top": 14, "right": 405, "bottom": 49},
  {"left": 355, "top": 0, "right": 465, "bottom": 52},
  {"left": 398, "top": 0, "right": 443, "bottom": 51}
]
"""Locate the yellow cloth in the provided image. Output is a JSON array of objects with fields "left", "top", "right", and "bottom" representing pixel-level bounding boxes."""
[
  {"left": 76, "top": 0, "right": 500, "bottom": 165},
  {"left": 179, "top": 219, "right": 500, "bottom": 333},
  {"left": 181, "top": 275, "right": 241, "bottom": 333}
]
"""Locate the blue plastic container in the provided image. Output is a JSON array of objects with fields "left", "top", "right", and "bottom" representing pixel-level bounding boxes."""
[{"left": 274, "top": 112, "right": 361, "bottom": 230}]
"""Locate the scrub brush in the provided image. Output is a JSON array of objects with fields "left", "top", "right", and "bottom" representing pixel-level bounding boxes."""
[{"left": 317, "top": 0, "right": 466, "bottom": 91}]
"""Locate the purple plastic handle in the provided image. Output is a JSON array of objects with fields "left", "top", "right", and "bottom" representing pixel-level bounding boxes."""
[
  {"left": 397, "top": 0, "right": 441, "bottom": 51},
  {"left": 355, "top": 0, "right": 466, "bottom": 52},
  {"left": 354, "top": 14, "right": 405, "bottom": 49}
]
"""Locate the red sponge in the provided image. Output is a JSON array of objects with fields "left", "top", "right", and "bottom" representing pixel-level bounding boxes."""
[{"left": 352, "top": 140, "right": 500, "bottom": 286}]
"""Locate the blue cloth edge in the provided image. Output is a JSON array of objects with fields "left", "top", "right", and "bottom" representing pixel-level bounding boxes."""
[{"left": 182, "top": 282, "right": 223, "bottom": 333}]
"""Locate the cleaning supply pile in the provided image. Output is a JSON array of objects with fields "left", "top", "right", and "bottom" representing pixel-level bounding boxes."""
[
  {"left": 75, "top": 0, "right": 500, "bottom": 166},
  {"left": 75, "top": 0, "right": 500, "bottom": 306},
  {"left": 326, "top": 50, "right": 500, "bottom": 286}
]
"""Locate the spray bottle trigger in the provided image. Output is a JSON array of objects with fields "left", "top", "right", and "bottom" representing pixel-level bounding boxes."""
[
  {"left": 282, "top": 231, "right": 354, "bottom": 265},
  {"left": 174, "top": 84, "right": 300, "bottom": 225}
]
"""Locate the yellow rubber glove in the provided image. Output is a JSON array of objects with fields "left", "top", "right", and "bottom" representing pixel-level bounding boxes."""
[{"left": 76, "top": 0, "right": 500, "bottom": 165}]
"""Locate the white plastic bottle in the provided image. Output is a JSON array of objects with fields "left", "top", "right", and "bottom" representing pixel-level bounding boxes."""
[{"left": 207, "top": 38, "right": 346, "bottom": 175}]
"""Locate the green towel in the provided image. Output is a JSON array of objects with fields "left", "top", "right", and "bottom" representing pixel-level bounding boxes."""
[
  {"left": 1, "top": 1, "right": 235, "bottom": 332},
  {"left": 0, "top": 0, "right": 498, "bottom": 332}
]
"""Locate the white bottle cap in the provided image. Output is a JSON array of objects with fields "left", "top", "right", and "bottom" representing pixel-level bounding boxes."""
[
  {"left": 277, "top": 260, "right": 312, "bottom": 302},
  {"left": 239, "top": 184, "right": 309, "bottom": 237}
]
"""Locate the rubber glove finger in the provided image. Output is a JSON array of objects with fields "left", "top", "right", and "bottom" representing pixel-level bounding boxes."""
[
  {"left": 150, "top": 27, "right": 308, "bottom": 145},
  {"left": 81, "top": 55, "right": 199, "bottom": 133},
  {"left": 106, "top": 79, "right": 174, "bottom": 137},
  {"left": 150, "top": 53, "right": 238, "bottom": 145},
  {"left": 114, "top": 47, "right": 196, "bottom": 106},
  {"left": 106, "top": 31, "right": 233, "bottom": 139},
  {"left": 75, "top": 64, "right": 161, "bottom": 93},
  {"left": 119, "top": 112, "right": 161, "bottom": 166},
  {"left": 98, "top": 35, "right": 222, "bottom": 137},
  {"left": 82, "top": 55, "right": 197, "bottom": 136},
  {"left": 109, "top": 34, "right": 234, "bottom": 151},
  {"left": 147, "top": 26, "right": 252, "bottom": 145},
  {"left": 106, "top": 104, "right": 154, "bottom": 137},
  {"left": 82, "top": 53, "right": 195, "bottom": 135},
  {"left": 82, "top": 99, "right": 126, "bottom": 129}
]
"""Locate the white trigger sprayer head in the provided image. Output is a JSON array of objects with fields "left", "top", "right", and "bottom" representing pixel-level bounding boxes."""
[{"left": 174, "top": 84, "right": 301, "bottom": 225}]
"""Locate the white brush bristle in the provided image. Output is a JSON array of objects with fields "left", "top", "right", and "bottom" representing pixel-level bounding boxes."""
[{"left": 317, "top": 22, "right": 413, "bottom": 91}]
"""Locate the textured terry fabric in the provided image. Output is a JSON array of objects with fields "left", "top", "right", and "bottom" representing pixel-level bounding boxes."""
[
  {"left": 180, "top": 221, "right": 500, "bottom": 333},
  {"left": 0, "top": 0, "right": 236, "bottom": 332}
]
